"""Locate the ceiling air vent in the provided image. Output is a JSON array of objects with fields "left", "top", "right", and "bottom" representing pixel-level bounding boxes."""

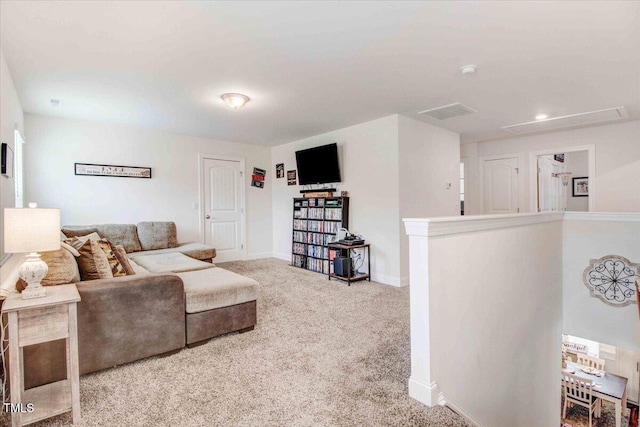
[
  {"left": 502, "top": 106, "right": 629, "bottom": 135},
  {"left": 418, "top": 102, "right": 477, "bottom": 120}
]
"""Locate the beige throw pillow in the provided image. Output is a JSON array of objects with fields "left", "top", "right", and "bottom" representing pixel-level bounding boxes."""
[
  {"left": 77, "top": 239, "right": 114, "bottom": 281},
  {"left": 60, "top": 241, "right": 80, "bottom": 257},
  {"left": 64, "top": 232, "right": 102, "bottom": 251}
]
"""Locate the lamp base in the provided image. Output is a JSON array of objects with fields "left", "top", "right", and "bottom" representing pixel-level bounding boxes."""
[
  {"left": 19, "top": 252, "right": 49, "bottom": 300},
  {"left": 22, "top": 286, "right": 47, "bottom": 299}
]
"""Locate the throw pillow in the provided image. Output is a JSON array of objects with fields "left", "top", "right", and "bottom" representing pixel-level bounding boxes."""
[
  {"left": 14, "top": 246, "right": 79, "bottom": 291},
  {"left": 96, "top": 239, "right": 127, "bottom": 277},
  {"left": 77, "top": 239, "right": 114, "bottom": 281},
  {"left": 60, "top": 241, "right": 80, "bottom": 257},
  {"left": 61, "top": 227, "right": 100, "bottom": 238},
  {"left": 64, "top": 232, "right": 102, "bottom": 251},
  {"left": 112, "top": 244, "right": 136, "bottom": 276}
]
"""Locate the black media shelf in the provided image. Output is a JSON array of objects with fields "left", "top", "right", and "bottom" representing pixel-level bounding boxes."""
[{"left": 291, "top": 196, "right": 349, "bottom": 275}]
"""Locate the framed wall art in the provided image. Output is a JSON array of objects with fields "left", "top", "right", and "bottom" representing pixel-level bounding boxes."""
[
  {"left": 75, "top": 163, "right": 152, "bottom": 178},
  {"left": 572, "top": 177, "right": 588, "bottom": 197}
]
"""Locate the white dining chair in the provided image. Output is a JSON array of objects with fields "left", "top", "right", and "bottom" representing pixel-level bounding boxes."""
[
  {"left": 562, "top": 372, "right": 601, "bottom": 427},
  {"left": 577, "top": 354, "right": 606, "bottom": 371}
]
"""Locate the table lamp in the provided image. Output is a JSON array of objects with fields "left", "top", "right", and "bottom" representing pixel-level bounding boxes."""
[{"left": 3, "top": 203, "right": 60, "bottom": 299}]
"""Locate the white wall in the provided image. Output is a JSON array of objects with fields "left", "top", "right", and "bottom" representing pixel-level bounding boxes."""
[
  {"left": 563, "top": 150, "right": 589, "bottom": 211},
  {"left": 466, "top": 120, "right": 640, "bottom": 213},
  {"left": 398, "top": 115, "right": 460, "bottom": 282},
  {"left": 405, "top": 213, "right": 563, "bottom": 427},
  {"left": 23, "top": 114, "right": 273, "bottom": 258},
  {"left": 0, "top": 47, "right": 26, "bottom": 296},
  {"left": 563, "top": 213, "right": 640, "bottom": 352},
  {"left": 0, "top": 48, "right": 25, "bottom": 262},
  {"left": 271, "top": 115, "right": 402, "bottom": 284},
  {"left": 271, "top": 114, "right": 461, "bottom": 286}
]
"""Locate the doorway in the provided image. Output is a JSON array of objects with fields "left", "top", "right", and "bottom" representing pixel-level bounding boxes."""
[
  {"left": 530, "top": 145, "right": 594, "bottom": 212},
  {"left": 200, "top": 155, "right": 246, "bottom": 262},
  {"left": 538, "top": 155, "right": 567, "bottom": 212}
]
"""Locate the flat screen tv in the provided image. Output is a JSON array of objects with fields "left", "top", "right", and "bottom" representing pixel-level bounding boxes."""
[{"left": 295, "top": 143, "right": 341, "bottom": 185}]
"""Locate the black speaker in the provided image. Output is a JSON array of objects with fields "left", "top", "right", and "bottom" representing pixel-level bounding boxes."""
[{"left": 334, "top": 257, "right": 353, "bottom": 277}]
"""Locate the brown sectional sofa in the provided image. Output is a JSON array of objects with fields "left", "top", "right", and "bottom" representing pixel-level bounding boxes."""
[{"left": 22, "top": 222, "right": 258, "bottom": 389}]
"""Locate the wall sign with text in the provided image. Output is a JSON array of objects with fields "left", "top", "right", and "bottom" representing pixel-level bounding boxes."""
[{"left": 75, "top": 163, "right": 152, "bottom": 178}]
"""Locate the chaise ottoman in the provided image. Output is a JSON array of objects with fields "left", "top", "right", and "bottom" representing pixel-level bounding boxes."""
[
  {"left": 177, "top": 268, "right": 258, "bottom": 346},
  {"left": 129, "top": 253, "right": 258, "bottom": 347}
]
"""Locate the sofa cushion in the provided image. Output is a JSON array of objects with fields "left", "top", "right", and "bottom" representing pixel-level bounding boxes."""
[
  {"left": 64, "top": 224, "right": 143, "bottom": 253},
  {"left": 94, "top": 224, "right": 142, "bottom": 253},
  {"left": 77, "top": 239, "right": 114, "bottom": 281},
  {"left": 137, "top": 221, "right": 179, "bottom": 251},
  {"left": 177, "top": 267, "right": 258, "bottom": 314},
  {"left": 128, "top": 243, "right": 216, "bottom": 261},
  {"left": 131, "top": 252, "right": 214, "bottom": 274}
]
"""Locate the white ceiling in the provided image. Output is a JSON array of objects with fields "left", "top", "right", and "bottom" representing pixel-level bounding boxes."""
[{"left": 1, "top": 1, "right": 638, "bottom": 146}]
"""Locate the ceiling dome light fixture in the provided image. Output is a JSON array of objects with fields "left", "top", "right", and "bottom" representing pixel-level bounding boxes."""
[
  {"left": 221, "top": 93, "right": 251, "bottom": 109},
  {"left": 459, "top": 64, "right": 477, "bottom": 75},
  {"left": 535, "top": 114, "right": 549, "bottom": 120}
]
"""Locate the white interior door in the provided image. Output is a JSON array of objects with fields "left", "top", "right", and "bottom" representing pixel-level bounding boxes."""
[
  {"left": 616, "top": 347, "right": 640, "bottom": 404},
  {"left": 202, "top": 157, "right": 244, "bottom": 262},
  {"left": 538, "top": 156, "right": 567, "bottom": 212},
  {"left": 483, "top": 157, "right": 519, "bottom": 214}
]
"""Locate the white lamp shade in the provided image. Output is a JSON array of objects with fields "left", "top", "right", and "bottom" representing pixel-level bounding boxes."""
[{"left": 3, "top": 208, "right": 61, "bottom": 253}]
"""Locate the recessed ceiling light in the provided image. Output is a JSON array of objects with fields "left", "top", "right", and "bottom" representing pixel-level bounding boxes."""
[
  {"left": 459, "top": 65, "right": 477, "bottom": 75},
  {"left": 535, "top": 114, "right": 549, "bottom": 120},
  {"left": 50, "top": 99, "right": 63, "bottom": 107},
  {"left": 221, "top": 93, "right": 250, "bottom": 109}
]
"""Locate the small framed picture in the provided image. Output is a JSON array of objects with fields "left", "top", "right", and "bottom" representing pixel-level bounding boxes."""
[
  {"left": 572, "top": 177, "right": 589, "bottom": 197},
  {"left": 276, "top": 163, "right": 284, "bottom": 178},
  {"left": 287, "top": 170, "right": 297, "bottom": 186},
  {"left": 554, "top": 154, "right": 565, "bottom": 163}
]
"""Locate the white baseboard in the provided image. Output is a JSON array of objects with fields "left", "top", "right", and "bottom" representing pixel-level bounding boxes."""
[
  {"left": 400, "top": 276, "right": 409, "bottom": 287},
  {"left": 246, "top": 252, "right": 273, "bottom": 260},
  {"left": 437, "top": 392, "right": 483, "bottom": 427},
  {"left": 372, "top": 273, "right": 405, "bottom": 287},
  {"left": 272, "top": 252, "right": 291, "bottom": 261},
  {"left": 408, "top": 378, "right": 440, "bottom": 406}
]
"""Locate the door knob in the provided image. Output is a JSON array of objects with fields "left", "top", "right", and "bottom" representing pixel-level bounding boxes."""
[{"left": 205, "top": 215, "right": 211, "bottom": 219}]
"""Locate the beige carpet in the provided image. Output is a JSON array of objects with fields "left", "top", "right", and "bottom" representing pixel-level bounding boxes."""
[{"left": 2, "top": 258, "right": 468, "bottom": 427}]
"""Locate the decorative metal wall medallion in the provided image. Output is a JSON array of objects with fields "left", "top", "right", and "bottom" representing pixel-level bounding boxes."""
[{"left": 583, "top": 255, "right": 639, "bottom": 307}]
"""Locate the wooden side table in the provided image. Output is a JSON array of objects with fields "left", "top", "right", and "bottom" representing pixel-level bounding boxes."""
[{"left": 2, "top": 285, "right": 81, "bottom": 426}]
